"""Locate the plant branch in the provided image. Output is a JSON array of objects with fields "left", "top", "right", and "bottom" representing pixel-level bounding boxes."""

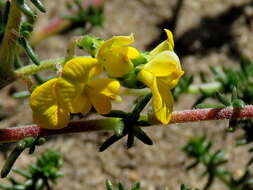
[
  {"left": 0, "top": 0, "right": 22, "bottom": 89},
  {"left": 1, "top": 106, "right": 253, "bottom": 143},
  {"left": 14, "top": 57, "right": 67, "bottom": 77}
]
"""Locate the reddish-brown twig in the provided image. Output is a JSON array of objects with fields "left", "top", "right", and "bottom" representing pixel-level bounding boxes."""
[{"left": 1, "top": 106, "right": 253, "bottom": 143}]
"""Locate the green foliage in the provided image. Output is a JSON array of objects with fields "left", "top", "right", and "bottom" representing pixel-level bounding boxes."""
[
  {"left": 180, "top": 184, "right": 199, "bottom": 190},
  {"left": 192, "top": 57, "right": 253, "bottom": 105},
  {"left": 106, "top": 180, "right": 141, "bottom": 190},
  {"left": 105, "top": 181, "right": 199, "bottom": 190},
  {"left": 1, "top": 137, "right": 46, "bottom": 178},
  {"left": 183, "top": 135, "right": 253, "bottom": 190},
  {"left": 0, "top": 149, "right": 63, "bottom": 190},
  {"left": 77, "top": 35, "right": 104, "bottom": 57},
  {"left": 64, "top": 0, "right": 104, "bottom": 30},
  {"left": 172, "top": 75, "right": 194, "bottom": 100},
  {"left": 100, "top": 93, "right": 153, "bottom": 151}
]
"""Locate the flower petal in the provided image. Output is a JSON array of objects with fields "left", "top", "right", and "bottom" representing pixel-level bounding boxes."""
[
  {"left": 97, "top": 34, "right": 138, "bottom": 77},
  {"left": 62, "top": 57, "right": 101, "bottom": 83},
  {"left": 165, "top": 29, "right": 174, "bottom": 51},
  {"left": 33, "top": 105, "right": 70, "bottom": 130},
  {"left": 70, "top": 92, "right": 92, "bottom": 113},
  {"left": 137, "top": 69, "right": 174, "bottom": 124},
  {"left": 144, "top": 51, "right": 182, "bottom": 77},
  {"left": 86, "top": 78, "right": 121, "bottom": 114},
  {"left": 88, "top": 78, "right": 121, "bottom": 98},
  {"left": 99, "top": 46, "right": 134, "bottom": 77},
  {"left": 55, "top": 78, "right": 92, "bottom": 113},
  {"left": 137, "top": 69, "right": 155, "bottom": 88},
  {"left": 30, "top": 78, "right": 70, "bottom": 129},
  {"left": 151, "top": 78, "right": 174, "bottom": 124},
  {"left": 150, "top": 29, "right": 174, "bottom": 56},
  {"left": 127, "top": 47, "right": 140, "bottom": 59},
  {"left": 88, "top": 93, "right": 111, "bottom": 114},
  {"left": 98, "top": 33, "right": 135, "bottom": 53}
]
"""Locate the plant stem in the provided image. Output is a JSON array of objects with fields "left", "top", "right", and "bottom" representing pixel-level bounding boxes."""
[
  {"left": 169, "top": 105, "right": 253, "bottom": 123},
  {"left": 0, "top": 118, "right": 121, "bottom": 143},
  {"left": 0, "top": 0, "right": 22, "bottom": 89},
  {"left": 15, "top": 57, "right": 67, "bottom": 77},
  {"left": 1, "top": 106, "right": 253, "bottom": 143}
]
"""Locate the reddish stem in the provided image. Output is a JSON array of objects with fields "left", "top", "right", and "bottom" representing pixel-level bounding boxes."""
[
  {"left": 170, "top": 106, "right": 253, "bottom": 123},
  {"left": 1, "top": 106, "right": 253, "bottom": 143}
]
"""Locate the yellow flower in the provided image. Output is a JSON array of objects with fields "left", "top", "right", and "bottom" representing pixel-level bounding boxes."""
[
  {"left": 56, "top": 57, "right": 121, "bottom": 115},
  {"left": 30, "top": 57, "right": 121, "bottom": 129},
  {"left": 30, "top": 78, "right": 70, "bottom": 129},
  {"left": 137, "top": 29, "right": 184, "bottom": 124},
  {"left": 97, "top": 34, "right": 140, "bottom": 78}
]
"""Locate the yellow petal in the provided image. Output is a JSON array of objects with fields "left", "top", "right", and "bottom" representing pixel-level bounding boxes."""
[
  {"left": 88, "top": 93, "right": 111, "bottom": 114},
  {"left": 144, "top": 51, "right": 182, "bottom": 77},
  {"left": 137, "top": 69, "right": 155, "bottom": 88},
  {"left": 98, "top": 33, "right": 135, "bottom": 54},
  {"left": 164, "top": 29, "right": 174, "bottom": 51},
  {"left": 55, "top": 78, "right": 92, "bottom": 113},
  {"left": 30, "top": 78, "right": 70, "bottom": 129},
  {"left": 70, "top": 92, "right": 92, "bottom": 113},
  {"left": 88, "top": 78, "right": 121, "bottom": 98},
  {"left": 159, "top": 70, "right": 184, "bottom": 89},
  {"left": 151, "top": 78, "right": 173, "bottom": 124},
  {"left": 33, "top": 106, "right": 70, "bottom": 130},
  {"left": 150, "top": 29, "right": 174, "bottom": 56},
  {"left": 86, "top": 78, "right": 121, "bottom": 114},
  {"left": 99, "top": 46, "right": 134, "bottom": 77},
  {"left": 97, "top": 34, "right": 138, "bottom": 77},
  {"left": 62, "top": 57, "right": 101, "bottom": 83},
  {"left": 137, "top": 69, "right": 174, "bottom": 124},
  {"left": 127, "top": 47, "right": 140, "bottom": 59}
]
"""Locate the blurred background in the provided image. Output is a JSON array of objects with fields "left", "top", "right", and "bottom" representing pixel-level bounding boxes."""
[{"left": 1, "top": 0, "right": 253, "bottom": 189}]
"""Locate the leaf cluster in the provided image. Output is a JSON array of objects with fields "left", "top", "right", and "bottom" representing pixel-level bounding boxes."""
[
  {"left": 183, "top": 135, "right": 253, "bottom": 190},
  {"left": 1, "top": 137, "right": 46, "bottom": 178},
  {"left": 105, "top": 180, "right": 198, "bottom": 190},
  {"left": 0, "top": 149, "right": 63, "bottom": 190},
  {"left": 64, "top": 0, "right": 104, "bottom": 29}
]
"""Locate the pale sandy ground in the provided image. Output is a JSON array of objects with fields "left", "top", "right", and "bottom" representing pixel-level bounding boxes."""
[{"left": 0, "top": 0, "right": 253, "bottom": 189}]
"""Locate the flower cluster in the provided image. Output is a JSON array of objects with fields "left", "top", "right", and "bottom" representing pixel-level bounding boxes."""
[{"left": 30, "top": 29, "right": 183, "bottom": 129}]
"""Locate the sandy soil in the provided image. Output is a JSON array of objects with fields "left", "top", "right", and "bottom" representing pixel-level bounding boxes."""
[{"left": 1, "top": 0, "right": 253, "bottom": 189}]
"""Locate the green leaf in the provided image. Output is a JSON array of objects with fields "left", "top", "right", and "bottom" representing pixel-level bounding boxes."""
[
  {"left": 16, "top": 0, "right": 35, "bottom": 18},
  {"left": 195, "top": 104, "right": 226, "bottom": 109},
  {"left": 216, "top": 92, "right": 230, "bottom": 106},
  {"left": 30, "top": 0, "right": 46, "bottom": 13},
  {"left": 18, "top": 37, "right": 40, "bottom": 65},
  {"left": 12, "top": 91, "right": 30, "bottom": 99},
  {"left": 231, "top": 99, "right": 245, "bottom": 109},
  {"left": 106, "top": 180, "right": 115, "bottom": 190}
]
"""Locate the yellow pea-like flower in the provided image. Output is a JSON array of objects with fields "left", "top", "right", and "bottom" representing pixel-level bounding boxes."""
[
  {"left": 137, "top": 50, "right": 184, "bottom": 124},
  {"left": 56, "top": 57, "right": 121, "bottom": 115},
  {"left": 30, "top": 78, "right": 70, "bottom": 129},
  {"left": 97, "top": 34, "right": 140, "bottom": 78},
  {"left": 30, "top": 57, "right": 121, "bottom": 129}
]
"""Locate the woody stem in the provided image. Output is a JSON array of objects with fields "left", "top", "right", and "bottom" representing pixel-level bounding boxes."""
[{"left": 0, "top": 106, "right": 253, "bottom": 143}]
